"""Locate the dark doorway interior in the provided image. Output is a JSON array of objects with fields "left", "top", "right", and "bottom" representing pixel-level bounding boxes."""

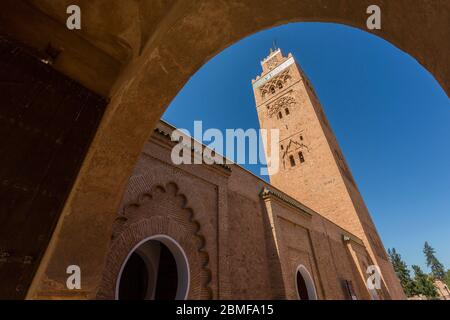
[
  {"left": 154, "top": 243, "right": 178, "bottom": 300},
  {"left": 296, "top": 271, "right": 310, "bottom": 300},
  {"left": 118, "top": 242, "right": 178, "bottom": 300},
  {"left": 118, "top": 252, "right": 149, "bottom": 300}
]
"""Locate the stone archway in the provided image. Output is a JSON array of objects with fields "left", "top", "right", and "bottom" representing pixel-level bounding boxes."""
[
  {"left": 96, "top": 181, "right": 213, "bottom": 300},
  {"left": 295, "top": 265, "right": 318, "bottom": 300},
  {"left": 116, "top": 235, "right": 190, "bottom": 301},
  {"left": 2, "top": 1, "right": 445, "bottom": 299}
]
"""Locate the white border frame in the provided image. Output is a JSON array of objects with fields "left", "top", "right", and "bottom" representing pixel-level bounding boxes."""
[{"left": 115, "top": 234, "right": 190, "bottom": 300}]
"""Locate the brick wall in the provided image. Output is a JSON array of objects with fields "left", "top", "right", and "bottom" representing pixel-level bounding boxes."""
[{"left": 99, "top": 121, "right": 381, "bottom": 300}]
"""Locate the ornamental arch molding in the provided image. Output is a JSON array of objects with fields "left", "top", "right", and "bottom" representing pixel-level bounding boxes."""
[{"left": 97, "top": 182, "right": 213, "bottom": 300}]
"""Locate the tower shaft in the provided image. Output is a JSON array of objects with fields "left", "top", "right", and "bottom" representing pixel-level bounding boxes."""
[{"left": 252, "top": 49, "right": 405, "bottom": 299}]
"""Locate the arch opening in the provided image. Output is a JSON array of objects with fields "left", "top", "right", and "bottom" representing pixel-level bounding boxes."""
[
  {"left": 116, "top": 235, "right": 190, "bottom": 300},
  {"left": 295, "top": 265, "right": 318, "bottom": 300}
]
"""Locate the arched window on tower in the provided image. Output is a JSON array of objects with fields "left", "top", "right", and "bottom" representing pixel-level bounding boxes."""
[
  {"left": 270, "top": 86, "right": 276, "bottom": 94},
  {"left": 289, "top": 155, "right": 296, "bottom": 167},
  {"left": 299, "top": 151, "right": 305, "bottom": 163},
  {"left": 278, "top": 111, "right": 283, "bottom": 119},
  {"left": 285, "top": 108, "right": 290, "bottom": 115},
  {"left": 277, "top": 81, "right": 283, "bottom": 89},
  {"left": 261, "top": 90, "right": 267, "bottom": 99}
]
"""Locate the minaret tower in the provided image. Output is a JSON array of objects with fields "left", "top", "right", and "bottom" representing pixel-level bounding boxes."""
[{"left": 252, "top": 48, "right": 405, "bottom": 299}]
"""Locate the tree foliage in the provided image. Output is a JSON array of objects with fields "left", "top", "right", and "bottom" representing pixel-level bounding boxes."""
[
  {"left": 388, "top": 248, "right": 418, "bottom": 297},
  {"left": 412, "top": 265, "right": 438, "bottom": 298},
  {"left": 423, "top": 242, "right": 446, "bottom": 281},
  {"left": 445, "top": 269, "right": 450, "bottom": 288}
]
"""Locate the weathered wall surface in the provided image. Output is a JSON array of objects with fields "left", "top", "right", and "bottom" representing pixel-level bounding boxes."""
[
  {"left": 96, "top": 121, "right": 382, "bottom": 300},
  {"left": 0, "top": 36, "right": 107, "bottom": 299},
  {"left": 227, "top": 191, "right": 274, "bottom": 299}
]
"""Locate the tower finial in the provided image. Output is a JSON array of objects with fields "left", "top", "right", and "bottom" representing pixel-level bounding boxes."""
[{"left": 269, "top": 40, "right": 278, "bottom": 55}]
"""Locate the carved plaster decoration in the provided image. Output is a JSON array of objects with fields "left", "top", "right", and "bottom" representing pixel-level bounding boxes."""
[
  {"left": 267, "top": 95, "right": 296, "bottom": 118},
  {"left": 281, "top": 138, "right": 310, "bottom": 160},
  {"left": 259, "top": 70, "right": 292, "bottom": 98}
]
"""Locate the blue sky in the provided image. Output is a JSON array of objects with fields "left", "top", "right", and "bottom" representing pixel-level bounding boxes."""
[{"left": 163, "top": 22, "right": 450, "bottom": 272}]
